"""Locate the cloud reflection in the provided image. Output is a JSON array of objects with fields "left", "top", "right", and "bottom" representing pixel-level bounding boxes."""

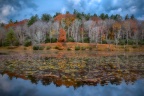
[{"left": 0, "top": 74, "right": 144, "bottom": 96}]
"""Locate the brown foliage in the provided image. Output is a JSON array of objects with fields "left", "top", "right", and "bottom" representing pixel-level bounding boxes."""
[
  {"left": 5, "top": 19, "right": 28, "bottom": 29},
  {"left": 54, "top": 14, "right": 75, "bottom": 27},
  {"left": 58, "top": 28, "right": 66, "bottom": 42}
]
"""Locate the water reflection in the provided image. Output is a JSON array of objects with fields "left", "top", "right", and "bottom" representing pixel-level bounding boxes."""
[
  {"left": 0, "top": 51, "right": 144, "bottom": 95},
  {"left": 0, "top": 74, "right": 144, "bottom": 96}
]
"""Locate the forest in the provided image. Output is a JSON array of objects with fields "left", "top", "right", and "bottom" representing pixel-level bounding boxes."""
[{"left": 0, "top": 10, "right": 144, "bottom": 48}]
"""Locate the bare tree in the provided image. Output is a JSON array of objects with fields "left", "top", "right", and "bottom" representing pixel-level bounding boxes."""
[{"left": 28, "top": 20, "right": 47, "bottom": 45}]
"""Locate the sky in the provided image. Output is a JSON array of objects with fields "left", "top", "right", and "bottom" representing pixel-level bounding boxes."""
[
  {"left": 0, "top": 0, "right": 144, "bottom": 23},
  {"left": 0, "top": 74, "right": 144, "bottom": 96}
]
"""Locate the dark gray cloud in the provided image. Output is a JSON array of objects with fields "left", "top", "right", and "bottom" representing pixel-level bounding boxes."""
[
  {"left": 0, "top": 0, "right": 37, "bottom": 23},
  {"left": 65, "top": 0, "right": 144, "bottom": 20},
  {"left": 0, "top": 0, "right": 144, "bottom": 23}
]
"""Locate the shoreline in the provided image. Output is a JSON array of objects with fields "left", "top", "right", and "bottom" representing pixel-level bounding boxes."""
[{"left": 0, "top": 43, "right": 144, "bottom": 52}]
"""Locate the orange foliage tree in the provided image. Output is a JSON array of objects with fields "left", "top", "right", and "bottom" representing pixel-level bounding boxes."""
[{"left": 58, "top": 28, "right": 66, "bottom": 42}]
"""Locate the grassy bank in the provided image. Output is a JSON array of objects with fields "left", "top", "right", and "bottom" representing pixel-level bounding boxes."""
[{"left": 0, "top": 42, "right": 144, "bottom": 52}]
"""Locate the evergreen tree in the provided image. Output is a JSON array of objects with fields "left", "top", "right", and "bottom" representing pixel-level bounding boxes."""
[
  {"left": 100, "top": 13, "right": 105, "bottom": 20},
  {"left": 131, "top": 14, "right": 135, "bottom": 19},
  {"left": 6, "top": 28, "right": 16, "bottom": 46},
  {"left": 125, "top": 14, "right": 129, "bottom": 20},
  {"left": 28, "top": 14, "right": 39, "bottom": 27},
  {"left": 41, "top": 14, "right": 51, "bottom": 22}
]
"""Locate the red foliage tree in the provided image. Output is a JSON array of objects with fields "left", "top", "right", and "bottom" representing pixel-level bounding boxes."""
[{"left": 58, "top": 28, "right": 66, "bottom": 42}]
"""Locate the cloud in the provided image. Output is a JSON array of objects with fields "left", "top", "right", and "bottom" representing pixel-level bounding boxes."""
[
  {"left": 0, "top": 0, "right": 37, "bottom": 23},
  {"left": 64, "top": 0, "right": 144, "bottom": 20},
  {"left": 0, "top": 0, "right": 144, "bottom": 23}
]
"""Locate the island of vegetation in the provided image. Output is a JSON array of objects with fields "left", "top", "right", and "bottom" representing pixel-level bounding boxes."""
[{"left": 0, "top": 10, "right": 144, "bottom": 51}]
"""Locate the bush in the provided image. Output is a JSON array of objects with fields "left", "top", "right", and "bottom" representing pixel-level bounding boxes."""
[
  {"left": 2, "top": 41, "right": 10, "bottom": 46},
  {"left": 75, "top": 46, "right": 80, "bottom": 50},
  {"left": 119, "top": 39, "right": 126, "bottom": 45},
  {"left": 132, "top": 45, "right": 138, "bottom": 48},
  {"left": 88, "top": 46, "right": 92, "bottom": 50},
  {"left": 45, "top": 37, "right": 57, "bottom": 43},
  {"left": 14, "top": 41, "right": 19, "bottom": 46},
  {"left": 33, "top": 45, "right": 45, "bottom": 50},
  {"left": 24, "top": 40, "right": 32, "bottom": 47},
  {"left": 138, "top": 40, "right": 144, "bottom": 45},
  {"left": 67, "top": 47, "right": 71, "bottom": 51},
  {"left": 46, "top": 46, "right": 51, "bottom": 50},
  {"left": 102, "top": 40, "right": 107, "bottom": 44},
  {"left": 84, "top": 37, "right": 90, "bottom": 43},
  {"left": 81, "top": 46, "right": 86, "bottom": 50},
  {"left": 67, "top": 37, "right": 75, "bottom": 42},
  {"left": 128, "top": 39, "right": 135, "bottom": 45}
]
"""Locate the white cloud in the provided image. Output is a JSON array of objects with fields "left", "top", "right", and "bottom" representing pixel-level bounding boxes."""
[
  {"left": 69, "top": 0, "right": 81, "bottom": 5},
  {"left": 1, "top": 5, "right": 15, "bottom": 16},
  {"left": 138, "top": 15, "right": 144, "bottom": 20},
  {"left": 61, "top": 7, "right": 66, "bottom": 14},
  {"left": 129, "top": 6, "right": 137, "bottom": 13},
  {"left": 0, "top": 5, "right": 16, "bottom": 23}
]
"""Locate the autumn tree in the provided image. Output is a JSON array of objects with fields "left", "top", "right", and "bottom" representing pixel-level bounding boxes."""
[
  {"left": 112, "top": 22, "right": 121, "bottom": 47},
  {"left": 58, "top": 28, "right": 66, "bottom": 42},
  {"left": 0, "top": 26, "right": 6, "bottom": 46}
]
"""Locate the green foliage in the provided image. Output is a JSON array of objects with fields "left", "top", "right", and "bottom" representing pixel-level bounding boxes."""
[
  {"left": 127, "top": 39, "right": 135, "bottom": 45},
  {"left": 6, "top": 28, "right": 17, "bottom": 46},
  {"left": 75, "top": 46, "right": 80, "bottom": 50},
  {"left": 67, "top": 47, "right": 71, "bottom": 51},
  {"left": 24, "top": 40, "right": 32, "bottom": 47},
  {"left": 100, "top": 13, "right": 105, "bottom": 20},
  {"left": 84, "top": 37, "right": 90, "bottom": 43},
  {"left": 81, "top": 46, "right": 86, "bottom": 50},
  {"left": 28, "top": 14, "right": 38, "bottom": 27},
  {"left": 125, "top": 14, "right": 129, "bottom": 20},
  {"left": 46, "top": 46, "right": 51, "bottom": 50},
  {"left": 33, "top": 45, "right": 45, "bottom": 50},
  {"left": 131, "top": 14, "right": 135, "bottom": 19},
  {"left": 41, "top": 14, "right": 51, "bottom": 22},
  {"left": 54, "top": 46, "right": 63, "bottom": 50},
  {"left": 45, "top": 37, "right": 57, "bottom": 43},
  {"left": 102, "top": 40, "right": 107, "bottom": 44},
  {"left": 138, "top": 40, "right": 144, "bottom": 45},
  {"left": 67, "top": 37, "right": 75, "bottom": 42},
  {"left": 119, "top": 39, "right": 126, "bottom": 45}
]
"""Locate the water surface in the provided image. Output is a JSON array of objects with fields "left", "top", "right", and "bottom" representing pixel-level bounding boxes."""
[{"left": 0, "top": 51, "right": 144, "bottom": 96}]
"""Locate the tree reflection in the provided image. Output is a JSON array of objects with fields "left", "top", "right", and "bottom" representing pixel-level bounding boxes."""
[{"left": 0, "top": 52, "right": 144, "bottom": 88}]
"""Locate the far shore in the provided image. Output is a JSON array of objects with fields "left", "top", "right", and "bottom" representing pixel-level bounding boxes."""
[{"left": 0, "top": 43, "right": 144, "bottom": 52}]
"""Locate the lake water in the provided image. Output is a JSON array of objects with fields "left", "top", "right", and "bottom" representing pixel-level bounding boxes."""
[{"left": 0, "top": 51, "right": 144, "bottom": 96}]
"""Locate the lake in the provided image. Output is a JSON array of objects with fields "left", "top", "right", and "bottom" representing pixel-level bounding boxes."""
[{"left": 0, "top": 50, "right": 144, "bottom": 96}]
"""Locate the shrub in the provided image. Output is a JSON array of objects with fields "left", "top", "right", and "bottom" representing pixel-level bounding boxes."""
[
  {"left": 24, "top": 40, "right": 32, "bottom": 47},
  {"left": 3, "top": 41, "right": 10, "bottom": 46},
  {"left": 46, "top": 46, "right": 51, "bottom": 50},
  {"left": 33, "top": 45, "right": 45, "bottom": 50},
  {"left": 14, "top": 41, "right": 19, "bottom": 46},
  {"left": 88, "top": 46, "right": 92, "bottom": 50},
  {"left": 45, "top": 37, "right": 57, "bottom": 43},
  {"left": 84, "top": 37, "right": 90, "bottom": 43},
  {"left": 67, "top": 47, "right": 71, "bottom": 51},
  {"left": 75, "top": 46, "right": 80, "bottom": 50},
  {"left": 81, "top": 46, "right": 86, "bottom": 50},
  {"left": 132, "top": 45, "right": 138, "bottom": 48},
  {"left": 102, "top": 40, "right": 107, "bottom": 44},
  {"left": 119, "top": 39, "right": 126, "bottom": 45},
  {"left": 67, "top": 37, "right": 75, "bottom": 42},
  {"left": 138, "top": 40, "right": 144, "bottom": 45},
  {"left": 127, "top": 39, "right": 135, "bottom": 45}
]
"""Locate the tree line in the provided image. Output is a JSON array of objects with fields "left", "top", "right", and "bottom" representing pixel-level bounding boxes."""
[{"left": 0, "top": 10, "right": 144, "bottom": 47}]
